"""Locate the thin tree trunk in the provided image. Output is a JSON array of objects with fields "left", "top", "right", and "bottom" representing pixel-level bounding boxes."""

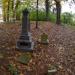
[
  {"left": 2, "top": 0, "right": 7, "bottom": 22},
  {"left": 11, "top": 0, "right": 14, "bottom": 20},
  {"left": 36, "top": 0, "right": 39, "bottom": 28},
  {"left": 15, "top": 0, "right": 20, "bottom": 20},
  {"left": 3, "top": 9, "right": 6, "bottom": 22},
  {"left": 45, "top": 0, "right": 49, "bottom": 21},
  {"left": 56, "top": 1, "right": 61, "bottom": 24},
  {"left": 7, "top": 0, "right": 10, "bottom": 22}
]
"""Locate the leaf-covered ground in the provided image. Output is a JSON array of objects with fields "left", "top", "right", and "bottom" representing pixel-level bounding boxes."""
[{"left": 0, "top": 21, "right": 75, "bottom": 75}]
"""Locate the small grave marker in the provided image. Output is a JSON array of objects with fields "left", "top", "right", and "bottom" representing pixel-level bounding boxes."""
[
  {"left": 47, "top": 64, "right": 57, "bottom": 75},
  {"left": 38, "top": 33, "right": 49, "bottom": 45},
  {"left": 17, "top": 53, "right": 32, "bottom": 64}
]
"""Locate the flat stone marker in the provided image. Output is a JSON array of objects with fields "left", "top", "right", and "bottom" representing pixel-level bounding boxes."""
[{"left": 16, "top": 9, "right": 34, "bottom": 51}]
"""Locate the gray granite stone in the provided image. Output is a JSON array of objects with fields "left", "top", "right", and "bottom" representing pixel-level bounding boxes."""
[{"left": 16, "top": 9, "right": 34, "bottom": 51}]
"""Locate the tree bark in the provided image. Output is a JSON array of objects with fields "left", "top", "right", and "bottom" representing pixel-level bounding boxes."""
[
  {"left": 15, "top": 0, "right": 20, "bottom": 20},
  {"left": 36, "top": 0, "right": 39, "bottom": 28},
  {"left": 2, "top": 0, "right": 8, "bottom": 22},
  {"left": 11, "top": 0, "right": 14, "bottom": 20},
  {"left": 7, "top": 0, "right": 10, "bottom": 22},
  {"left": 56, "top": 1, "right": 61, "bottom": 24},
  {"left": 3, "top": 9, "right": 6, "bottom": 22},
  {"left": 45, "top": 0, "right": 49, "bottom": 21}
]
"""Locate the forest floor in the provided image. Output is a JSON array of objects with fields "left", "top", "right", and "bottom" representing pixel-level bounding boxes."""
[{"left": 0, "top": 21, "right": 75, "bottom": 75}]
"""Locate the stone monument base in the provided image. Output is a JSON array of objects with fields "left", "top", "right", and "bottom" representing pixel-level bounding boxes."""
[{"left": 16, "top": 32, "right": 34, "bottom": 52}]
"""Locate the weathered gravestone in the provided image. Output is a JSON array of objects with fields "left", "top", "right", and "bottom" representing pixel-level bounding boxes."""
[{"left": 16, "top": 9, "right": 34, "bottom": 51}]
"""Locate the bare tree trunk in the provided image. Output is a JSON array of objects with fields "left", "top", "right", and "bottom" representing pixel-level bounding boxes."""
[
  {"left": 56, "top": 1, "right": 61, "bottom": 24},
  {"left": 3, "top": 9, "right": 6, "bottom": 22},
  {"left": 7, "top": 0, "right": 10, "bottom": 22},
  {"left": 15, "top": 0, "right": 20, "bottom": 20},
  {"left": 2, "top": 0, "right": 8, "bottom": 22},
  {"left": 36, "top": 0, "right": 39, "bottom": 28},
  {"left": 11, "top": 0, "right": 14, "bottom": 20},
  {"left": 45, "top": 0, "right": 49, "bottom": 21}
]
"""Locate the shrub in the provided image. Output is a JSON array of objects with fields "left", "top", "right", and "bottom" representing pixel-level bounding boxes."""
[{"left": 29, "top": 9, "right": 56, "bottom": 23}]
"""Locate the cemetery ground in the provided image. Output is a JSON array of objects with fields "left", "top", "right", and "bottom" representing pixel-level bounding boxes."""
[{"left": 0, "top": 21, "right": 75, "bottom": 75}]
